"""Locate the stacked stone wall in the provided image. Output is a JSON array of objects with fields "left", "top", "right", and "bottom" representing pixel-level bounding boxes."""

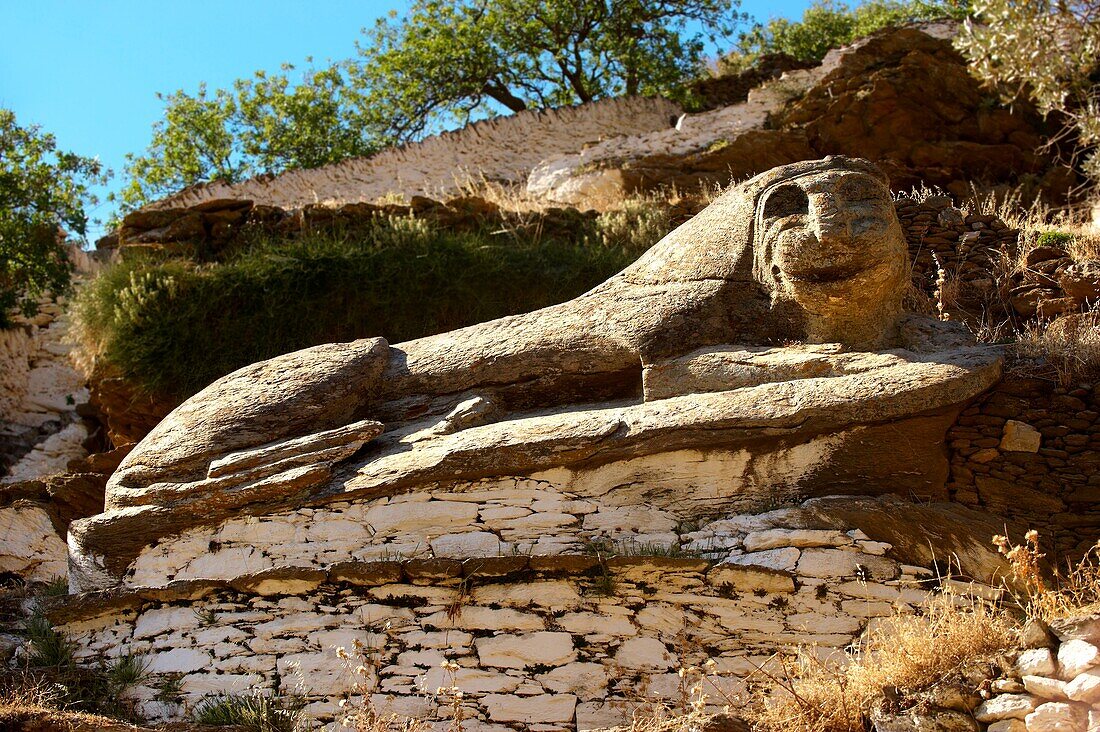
[
  {"left": 54, "top": 522, "right": 957, "bottom": 730},
  {"left": 144, "top": 97, "right": 683, "bottom": 211},
  {"left": 946, "top": 375, "right": 1100, "bottom": 559}
]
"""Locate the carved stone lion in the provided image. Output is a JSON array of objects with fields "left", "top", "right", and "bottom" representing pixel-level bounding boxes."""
[{"left": 70, "top": 157, "right": 1001, "bottom": 591}]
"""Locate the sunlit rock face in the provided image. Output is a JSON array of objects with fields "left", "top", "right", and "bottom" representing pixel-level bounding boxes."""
[{"left": 68, "top": 158, "right": 1001, "bottom": 592}]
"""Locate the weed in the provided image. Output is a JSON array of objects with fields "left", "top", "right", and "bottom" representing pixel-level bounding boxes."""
[
  {"left": 153, "top": 673, "right": 184, "bottom": 706},
  {"left": 105, "top": 653, "right": 148, "bottom": 690},
  {"left": 589, "top": 568, "right": 619, "bottom": 597},
  {"left": 993, "top": 530, "right": 1100, "bottom": 621},
  {"left": 1015, "top": 309, "right": 1100, "bottom": 385},
  {"left": 41, "top": 576, "right": 69, "bottom": 597},
  {"left": 19, "top": 614, "right": 146, "bottom": 719},
  {"left": 192, "top": 692, "right": 304, "bottom": 732},
  {"left": 582, "top": 536, "right": 698, "bottom": 558},
  {"left": 193, "top": 607, "right": 217, "bottom": 626},
  {"left": 24, "top": 613, "right": 75, "bottom": 670}
]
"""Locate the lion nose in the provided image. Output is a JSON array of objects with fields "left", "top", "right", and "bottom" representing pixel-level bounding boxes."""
[{"left": 812, "top": 196, "right": 851, "bottom": 241}]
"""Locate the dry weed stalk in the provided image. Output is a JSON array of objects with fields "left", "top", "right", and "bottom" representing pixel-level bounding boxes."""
[
  {"left": 614, "top": 661, "right": 726, "bottom": 732},
  {"left": 993, "top": 530, "right": 1100, "bottom": 621},
  {"left": 335, "top": 636, "right": 428, "bottom": 732}
]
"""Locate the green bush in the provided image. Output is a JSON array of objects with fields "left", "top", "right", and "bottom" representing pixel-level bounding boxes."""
[
  {"left": 193, "top": 692, "right": 302, "bottom": 732},
  {"left": 1036, "top": 231, "right": 1074, "bottom": 250},
  {"left": 75, "top": 209, "right": 667, "bottom": 400},
  {"left": 733, "top": 0, "right": 969, "bottom": 65}
]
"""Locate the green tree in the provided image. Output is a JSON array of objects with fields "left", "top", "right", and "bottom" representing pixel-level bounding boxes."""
[
  {"left": 956, "top": 0, "right": 1100, "bottom": 183},
  {"left": 119, "top": 1, "right": 745, "bottom": 210},
  {"left": 735, "top": 0, "right": 968, "bottom": 65},
  {"left": 117, "top": 63, "right": 385, "bottom": 213},
  {"left": 353, "top": 0, "right": 746, "bottom": 140},
  {"left": 0, "top": 108, "right": 107, "bottom": 326}
]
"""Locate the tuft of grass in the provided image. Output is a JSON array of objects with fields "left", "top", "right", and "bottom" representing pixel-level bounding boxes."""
[
  {"left": 73, "top": 210, "right": 664, "bottom": 401},
  {"left": 583, "top": 537, "right": 697, "bottom": 558},
  {"left": 24, "top": 613, "right": 75, "bottom": 670},
  {"left": 41, "top": 576, "right": 69, "bottom": 598},
  {"left": 193, "top": 692, "right": 304, "bottom": 732},
  {"left": 20, "top": 613, "right": 146, "bottom": 719}
]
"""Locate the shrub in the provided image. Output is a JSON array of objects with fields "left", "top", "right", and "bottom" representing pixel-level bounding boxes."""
[
  {"left": 1035, "top": 230, "right": 1074, "bottom": 250},
  {"left": 733, "top": 0, "right": 968, "bottom": 64},
  {"left": 74, "top": 211, "right": 662, "bottom": 400},
  {"left": 192, "top": 692, "right": 303, "bottom": 731}
]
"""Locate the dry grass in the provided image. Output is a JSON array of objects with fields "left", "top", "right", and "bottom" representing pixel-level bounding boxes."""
[
  {"left": 1014, "top": 308, "right": 1100, "bottom": 385},
  {"left": 745, "top": 595, "right": 1015, "bottom": 732},
  {"left": 0, "top": 677, "right": 147, "bottom": 730}
]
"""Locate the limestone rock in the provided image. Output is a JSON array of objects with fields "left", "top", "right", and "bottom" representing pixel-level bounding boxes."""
[
  {"left": 986, "top": 721, "right": 1027, "bottom": 732},
  {"left": 614, "top": 637, "right": 676, "bottom": 671},
  {"left": 1000, "top": 420, "right": 1041, "bottom": 453},
  {"left": 482, "top": 692, "right": 578, "bottom": 723},
  {"left": 1049, "top": 613, "right": 1100, "bottom": 644},
  {"left": 872, "top": 709, "right": 978, "bottom": 732},
  {"left": 1064, "top": 668, "right": 1100, "bottom": 703},
  {"left": 1017, "top": 648, "right": 1057, "bottom": 677},
  {"left": 475, "top": 632, "right": 576, "bottom": 669},
  {"left": 974, "top": 694, "right": 1040, "bottom": 723},
  {"left": 707, "top": 563, "right": 796, "bottom": 594},
  {"left": 1058, "top": 640, "right": 1100, "bottom": 679},
  {"left": 1024, "top": 701, "right": 1088, "bottom": 732},
  {"left": 743, "top": 528, "right": 849, "bottom": 551},
  {"left": 1022, "top": 675, "right": 1068, "bottom": 700},
  {"left": 537, "top": 662, "right": 609, "bottom": 699}
]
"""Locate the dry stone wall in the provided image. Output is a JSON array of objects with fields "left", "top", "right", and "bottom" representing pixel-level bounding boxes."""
[
  {"left": 947, "top": 376, "right": 1100, "bottom": 559},
  {"left": 145, "top": 97, "right": 682, "bottom": 211},
  {"left": 52, "top": 500, "right": 986, "bottom": 731}
]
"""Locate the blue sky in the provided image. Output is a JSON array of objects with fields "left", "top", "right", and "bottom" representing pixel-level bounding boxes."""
[{"left": 1, "top": 0, "right": 807, "bottom": 238}]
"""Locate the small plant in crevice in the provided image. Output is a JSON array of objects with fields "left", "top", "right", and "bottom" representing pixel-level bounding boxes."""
[
  {"left": 588, "top": 566, "right": 619, "bottom": 597},
  {"left": 24, "top": 613, "right": 75, "bottom": 670},
  {"left": 41, "top": 576, "right": 69, "bottom": 597},
  {"left": 582, "top": 536, "right": 698, "bottom": 559},
  {"left": 444, "top": 577, "right": 472, "bottom": 622},
  {"left": 153, "top": 672, "right": 184, "bottom": 707},
  {"left": 193, "top": 606, "right": 218, "bottom": 626},
  {"left": 192, "top": 692, "right": 304, "bottom": 732}
]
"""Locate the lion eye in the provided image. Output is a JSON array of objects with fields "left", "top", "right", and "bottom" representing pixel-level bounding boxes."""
[{"left": 763, "top": 185, "right": 809, "bottom": 219}]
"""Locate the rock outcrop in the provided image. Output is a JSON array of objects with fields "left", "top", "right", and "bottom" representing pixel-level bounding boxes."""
[{"left": 529, "top": 25, "right": 1072, "bottom": 206}]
